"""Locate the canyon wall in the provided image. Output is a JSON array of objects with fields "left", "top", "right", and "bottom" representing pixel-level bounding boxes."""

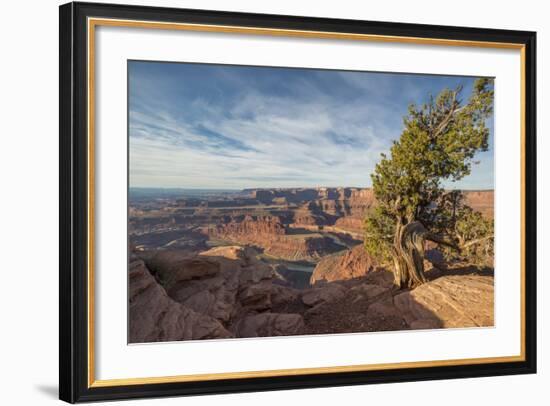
[{"left": 210, "top": 215, "right": 345, "bottom": 260}]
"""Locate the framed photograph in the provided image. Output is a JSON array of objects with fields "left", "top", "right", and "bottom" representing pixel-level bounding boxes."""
[{"left": 59, "top": 2, "right": 536, "bottom": 403}]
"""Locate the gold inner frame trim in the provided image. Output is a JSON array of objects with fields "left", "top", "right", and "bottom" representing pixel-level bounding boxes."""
[{"left": 87, "top": 17, "right": 527, "bottom": 388}]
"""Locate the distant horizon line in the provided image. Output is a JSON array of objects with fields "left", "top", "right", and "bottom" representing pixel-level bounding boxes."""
[{"left": 129, "top": 186, "right": 495, "bottom": 192}]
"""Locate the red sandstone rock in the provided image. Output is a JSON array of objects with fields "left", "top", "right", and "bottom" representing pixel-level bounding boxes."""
[
  {"left": 130, "top": 229, "right": 494, "bottom": 342},
  {"left": 213, "top": 215, "right": 286, "bottom": 238},
  {"left": 334, "top": 217, "right": 365, "bottom": 233},
  {"left": 199, "top": 245, "right": 246, "bottom": 260},
  {"left": 310, "top": 245, "right": 379, "bottom": 284},
  {"left": 231, "top": 313, "right": 304, "bottom": 337},
  {"left": 138, "top": 247, "right": 300, "bottom": 333},
  {"left": 128, "top": 258, "right": 232, "bottom": 343},
  {"left": 301, "top": 283, "right": 346, "bottom": 306},
  {"left": 210, "top": 215, "right": 344, "bottom": 261},
  {"left": 393, "top": 275, "right": 494, "bottom": 328},
  {"left": 146, "top": 250, "right": 220, "bottom": 286},
  {"left": 463, "top": 190, "right": 494, "bottom": 219},
  {"left": 270, "top": 284, "right": 300, "bottom": 306},
  {"left": 350, "top": 283, "right": 389, "bottom": 299}
]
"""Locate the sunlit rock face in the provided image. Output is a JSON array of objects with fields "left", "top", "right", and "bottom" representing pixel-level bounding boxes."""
[
  {"left": 128, "top": 187, "right": 494, "bottom": 343},
  {"left": 310, "top": 245, "right": 379, "bottom": 284}
]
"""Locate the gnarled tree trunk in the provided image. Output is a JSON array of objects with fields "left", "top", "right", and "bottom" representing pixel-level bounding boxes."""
[
  {"left": 391, "top": 221, "right": 429, "bottom": 289},
  {"left": 391, "top": 220, "right": 462, "bottom": 289}
]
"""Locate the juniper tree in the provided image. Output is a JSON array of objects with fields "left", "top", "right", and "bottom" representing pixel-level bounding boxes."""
[{"left": 364, "top": 78, "right": 494, "bottom": 289}]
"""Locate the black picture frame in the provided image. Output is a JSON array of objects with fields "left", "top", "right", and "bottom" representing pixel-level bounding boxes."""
[{"left": 59, "top": 1, "right": 537, "bottom": 403}]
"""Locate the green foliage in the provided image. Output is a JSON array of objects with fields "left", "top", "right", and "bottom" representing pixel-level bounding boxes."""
[
  {"left": 420, "top": 190, "right": 464, "bottom": 236},
  {"left": 426, "top": 191, "right": 494, "bottom": 265},
  {"left": 364, "top": 206, "right": 394, "bottom": 263},
  {"left": 365, "top": 78, "right": 494, "bottom": 262},
  {"left": 450, "top": 206, "right": 494, "bottom": 265}
]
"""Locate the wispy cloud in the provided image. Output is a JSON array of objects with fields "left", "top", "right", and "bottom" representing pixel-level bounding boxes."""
[{"left": 129, "top": 62, "right": 493, "bottom": 190}]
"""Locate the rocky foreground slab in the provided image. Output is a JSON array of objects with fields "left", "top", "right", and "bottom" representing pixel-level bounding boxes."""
[{"left": 129, "top": 245, "right": 494, "bottom": 343}]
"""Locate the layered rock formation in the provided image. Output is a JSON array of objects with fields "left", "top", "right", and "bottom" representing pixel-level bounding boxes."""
[
  {"left": 250, "top": 188, "right": 321, "bottom": 204},
  {"left": 130, "top": 246, "right": 494, "bottom": 342},
  {"left": 210, "top": 215, "right": 345, "bottom": 260},
  {"left": 238, "top": 188, "right": 377, "bottom": 234},
  {"left": 212, "top": 215, "right": 286, "bottom": 237},
  {"left": 231, "top": 313, "right": 304, "bottom": 337},
  {"left": 129, "top": 246, "right": 304, "bottom": 342},
  {"left": 129, "top": 256, "right": 231, "bottom": 343},
  {"left": 130, "top": 188, "right": 493, "bottom": 253},
  {"left": 302, "top": 270, "right": 493, "bottom": 335},
  {"left": 310, "top": 244, "right": 379, "bottom": 284},
  {"left": 129, "top": 186, "right": 495, "bottom": 343},
  {"left": 370, "top": 274, "right": 494, "bottom": 329},
  {"left": 292, "top": 203, "right": 331, "bottom": 226},
  {"left": 463, "top": 190, "right": 494, "bottom": 219}
]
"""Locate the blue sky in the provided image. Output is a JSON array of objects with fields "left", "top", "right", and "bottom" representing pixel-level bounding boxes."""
[{"left": 129, "top": 61, "right": 494, "bottom": 190}]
